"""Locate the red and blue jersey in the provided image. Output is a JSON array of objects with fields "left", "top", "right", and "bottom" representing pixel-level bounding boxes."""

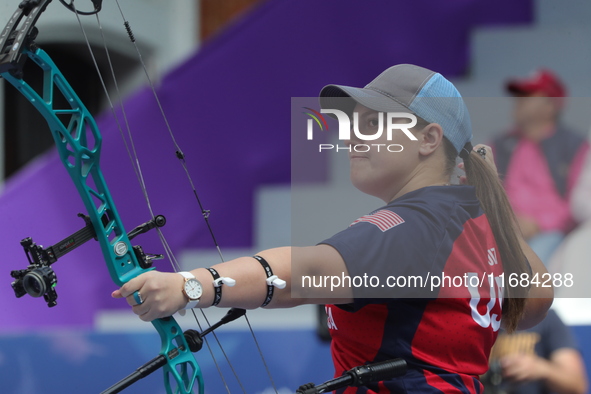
[{"left": 321, "top": 185, "right": 505, "bottom": 393}]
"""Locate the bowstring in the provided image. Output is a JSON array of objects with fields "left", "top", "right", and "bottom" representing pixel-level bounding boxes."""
[
  {"left": 68, "top": 1, "right": 278, "bottom": 393},
  {"left": 110, "top": 2, "right": 279, "bottom": 392},
  {"left": 67, "top": 2, "right": 237, "bottom": 393}
]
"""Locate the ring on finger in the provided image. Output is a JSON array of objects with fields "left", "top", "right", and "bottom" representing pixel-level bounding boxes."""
[{"left": 133, "top": 291, "right": 144, "bottom": 305}]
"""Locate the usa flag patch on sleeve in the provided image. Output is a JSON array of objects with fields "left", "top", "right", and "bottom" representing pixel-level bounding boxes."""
[{"left": 350, "top": 210, "right": 405, "bottom": 232}]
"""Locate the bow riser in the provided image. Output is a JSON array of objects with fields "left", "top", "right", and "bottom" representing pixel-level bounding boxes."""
[
  {"left": 2, "top": 48, "right": 140, "bottom": 284},
  {"left": 1, "top": 45, "right": 202, "bottom": 394}
]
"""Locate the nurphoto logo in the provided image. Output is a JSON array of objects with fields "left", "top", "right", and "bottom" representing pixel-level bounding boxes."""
[{"left": 303, "top": 107, "right": 418, "bottom": 152}]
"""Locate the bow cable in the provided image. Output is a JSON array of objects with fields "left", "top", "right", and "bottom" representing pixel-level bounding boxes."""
[
  {"left": 65, "top": 2, "right": 238, "bottom": 393},
  {"left": 67, "top": 0, "right": 279, "bottom": 392},
  {"left": 109, "top": 2, "right": 279, "bottom": 392}
]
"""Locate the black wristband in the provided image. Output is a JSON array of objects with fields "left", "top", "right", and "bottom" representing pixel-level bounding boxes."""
[
  {"left": 253, "top": 255, "right": 275, "bottom": 307},
  {"left": 206, "top": 267, "right": 222, "bottom": 306}
]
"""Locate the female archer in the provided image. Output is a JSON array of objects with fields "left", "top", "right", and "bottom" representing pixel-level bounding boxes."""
[{"left": 113, "top": 64, "right": 553, "bottom": 393}]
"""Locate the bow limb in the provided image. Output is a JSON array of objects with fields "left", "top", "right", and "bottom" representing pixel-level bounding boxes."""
[{"left": 0, "top": 2, "right": 202, "bottom": 393}]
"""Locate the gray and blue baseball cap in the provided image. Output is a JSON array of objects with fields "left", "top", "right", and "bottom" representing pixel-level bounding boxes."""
[{"left": 319, "top": 64, "right": 472, "bottom": 155}]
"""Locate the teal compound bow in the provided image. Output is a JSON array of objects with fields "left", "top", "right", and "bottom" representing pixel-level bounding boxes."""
[{"left": 1, "top": 1, "right": 277, "bottom": 393}]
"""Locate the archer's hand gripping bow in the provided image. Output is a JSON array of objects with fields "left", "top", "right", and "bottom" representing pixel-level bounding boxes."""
[{"left": 1, "top": 1, "right": 246, "bottom": 393}]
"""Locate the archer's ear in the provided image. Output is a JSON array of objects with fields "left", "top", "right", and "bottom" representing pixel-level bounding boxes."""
[{"left": 417, "top": 123, "right": 444, "bottom": 156}]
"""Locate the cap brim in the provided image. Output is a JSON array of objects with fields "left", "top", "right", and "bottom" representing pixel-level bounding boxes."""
[
  {"left": 319, "top": 84, "right": 410, "bottom": 115},
  {"left": 506, "top": 80, "right": 537, "bottom": 95}
]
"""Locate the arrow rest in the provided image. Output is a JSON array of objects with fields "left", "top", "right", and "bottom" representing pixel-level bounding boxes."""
[{"left": 132, "top": 245, "right": 164, "bottom": 270}]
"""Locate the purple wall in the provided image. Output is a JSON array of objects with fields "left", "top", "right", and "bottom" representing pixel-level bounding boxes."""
[{"left": 0, "top": 0, "right": 532, "bottom": 328}]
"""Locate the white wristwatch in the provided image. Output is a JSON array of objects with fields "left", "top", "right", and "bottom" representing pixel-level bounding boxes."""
[{"left": 179, "top": 271, "right": 203, "bottom": 309}]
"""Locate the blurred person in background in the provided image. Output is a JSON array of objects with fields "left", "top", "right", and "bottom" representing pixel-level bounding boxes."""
[
  {"left": 491, "top": 69, "right": 590, "bottom": 265},
  {"left": 571, "top": 148, "right": 591, "bottom": 224},
  {"left": 483, "top": 309, "right": 588, "bottom": 394}
]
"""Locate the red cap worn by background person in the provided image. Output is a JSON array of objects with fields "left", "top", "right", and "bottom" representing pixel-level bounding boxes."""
[{"left": 506, "top": 69, "right": 567, "bottom": 98}]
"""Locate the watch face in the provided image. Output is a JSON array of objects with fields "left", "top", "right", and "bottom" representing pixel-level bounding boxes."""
[{"left": 184, "top": 278, "right": 203, "bottom": 300}]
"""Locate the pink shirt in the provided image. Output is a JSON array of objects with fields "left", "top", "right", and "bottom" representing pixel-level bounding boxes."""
[{"left": 504, "top": 138, "right": 588, "bottom": 233}]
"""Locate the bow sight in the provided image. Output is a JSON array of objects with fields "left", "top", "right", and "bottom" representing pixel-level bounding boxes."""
[{"left": 11, "top": 213, "right": 166, "bottom": 307}]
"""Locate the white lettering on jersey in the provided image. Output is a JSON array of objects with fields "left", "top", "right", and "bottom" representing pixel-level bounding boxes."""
[
  {"left": 467, "top": 272, "right": 504, "bottom": 332},
  {"left": 488, "top": 248, "right": 498, "bottom": 266},
  {"left": 325, "top": 305, "right": 338, "bottom": 330}
]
